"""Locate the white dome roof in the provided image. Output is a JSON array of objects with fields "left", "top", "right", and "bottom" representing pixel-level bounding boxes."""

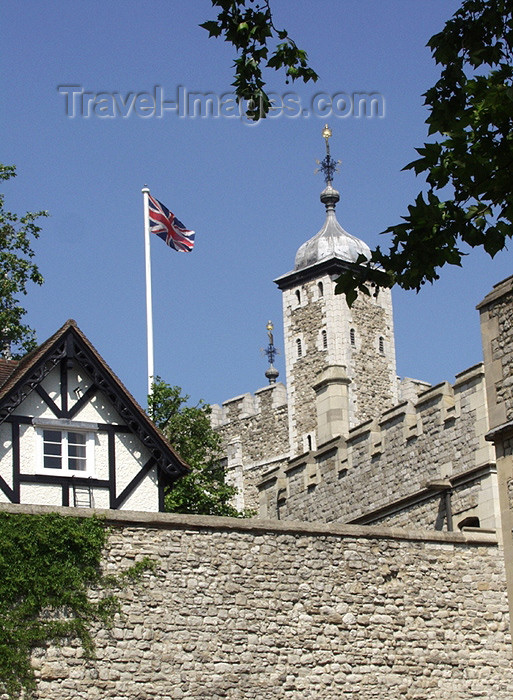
[{"left": 294, "top": 185, "right": 371, "bottom": 271}]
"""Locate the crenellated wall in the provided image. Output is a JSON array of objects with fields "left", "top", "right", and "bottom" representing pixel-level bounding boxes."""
[
  {"left": 258, "top": 362, "right": 497, "bottom": 529},
  {"left": 211, "top": 383, "right": 289, "bottom": 513}
]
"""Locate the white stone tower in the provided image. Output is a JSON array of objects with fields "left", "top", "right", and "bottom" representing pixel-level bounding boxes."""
[{"left": 274, "top": 126, "right": 398, "bottom": 457}]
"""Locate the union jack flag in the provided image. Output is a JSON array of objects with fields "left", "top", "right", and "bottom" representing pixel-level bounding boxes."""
[{"left": 148, "top": 194, "right": 195, "bottom": 252}]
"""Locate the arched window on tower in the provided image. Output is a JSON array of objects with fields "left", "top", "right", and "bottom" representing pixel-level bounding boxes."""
[
  {"left": 350, "top": 328, "right": 356, "bottom": 347},
  {"left": 307, "top": 434, "right": 313, "bottom": 451},
  {"left": 321, "top": 330, "right": 327, "bottom": 349},
  {"left": 378, "top": 336, "right": 385, "bottom": 354},
  {"left": 317, "top": 281, "right": 324, "bottom": 298},
  {"left": 296, "top": 338, "right": 302, "bottom": 358},
  {"left": 295, "top": 289, "right": 301, "bottom": 305}
]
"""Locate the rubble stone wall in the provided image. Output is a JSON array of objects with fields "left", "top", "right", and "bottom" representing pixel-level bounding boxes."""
[{"left": 5, "top": 504, "right": 511, "bottom": 700}]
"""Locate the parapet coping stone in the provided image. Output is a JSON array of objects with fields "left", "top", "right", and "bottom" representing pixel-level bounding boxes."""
[
  {"left": 0, "top": 502, "right": 498, "bottom": 547},
  {"left": 454, "top": 362, "right": 485, "bottom": 386},
  {"left": 415, "top": 380, "right": 453, "bottom": 408},
  {"left": 476, "top": 274, "right": 513, "bottom": 310},
  {"left": 221, "top": 392, "right": 254, "bottom": 407}
]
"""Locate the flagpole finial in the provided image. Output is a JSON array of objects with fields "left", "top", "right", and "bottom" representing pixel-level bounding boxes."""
[{"left": 142, "top": 185, "right": 150, "bottom": 193}]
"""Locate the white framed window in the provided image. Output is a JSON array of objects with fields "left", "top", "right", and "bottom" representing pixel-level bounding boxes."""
[{"left": 35, "top": 422, "right": 96, "bottom": 475}]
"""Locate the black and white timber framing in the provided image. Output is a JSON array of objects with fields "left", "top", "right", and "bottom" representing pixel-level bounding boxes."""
[{"left": 0, "top": 320, "right": 188, "bottom": 510}]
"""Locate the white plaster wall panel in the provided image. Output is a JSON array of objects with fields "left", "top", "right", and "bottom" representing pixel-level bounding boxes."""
[
  {"left": 94, "top": 432, "right": 110, "bottom": 481},
  {"left": 15, "top": 389, "right": 55, "bottom": 420},
  {"left": 75, "top": 391, "right": 125, "bottom": 424},
  {"left": 119, "top": 467, "right": 159, "bottom": 512},
  {"left": 20, "top": 483, "right": 62, "bottom": 507},
  {"left": 0, "top": 423, "right": 13, "bottom": 489},
  {"left": 113, "top": 432, "right": 151, "bottom": 494},
  {"left": 90, "top": 488, "right": 110, "bottom": 510},
  {"left": 40, "top": 367, "right": 62, "bottom": 409},
  {"left": 66, "top": 367, "right": 93, "bottom": 411},
  {"left": 19, "top": 424, "right": 36, "bottom": 474}
]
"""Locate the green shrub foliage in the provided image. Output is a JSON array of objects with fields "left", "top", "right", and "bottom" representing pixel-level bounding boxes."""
[{"left": 0, "top": 512, "right": 153, "bottom": 699}]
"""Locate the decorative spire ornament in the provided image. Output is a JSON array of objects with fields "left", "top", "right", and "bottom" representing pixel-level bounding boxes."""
[
  {"left": 316, "top": 124, "right": 341, "bottom": 186},
  {"left": 263, "top": 320, "right": 279, "bottom": 384}
]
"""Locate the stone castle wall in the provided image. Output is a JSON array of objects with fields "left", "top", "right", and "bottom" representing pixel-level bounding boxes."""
[
  {"left": 479, "top": 276, "right": 513, "bottom": 428},
  {"left": 283, "top": 279, "right": 331, "bottom": 454},
  {"left": 253, "top": 363, "right": 496, "bottom": 530},
  {"left": 4, "top": 503, "right": 513, "bottom": 700},
  {"left": 212, "top": 383, "right": 289, "bottom": 513},
  {"left": 348, "top": 291, "right": 397, "bottom": 424},
  {"left": 478, "top": 275, "right": 513, "bottom": 632},
  {"left": 281, "top": 274, "right": 397, "bottom": 455}
]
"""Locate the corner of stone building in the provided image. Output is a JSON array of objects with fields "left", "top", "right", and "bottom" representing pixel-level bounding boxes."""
[{"left": 478, "top": 274, "right": 513, "bottom": 647}]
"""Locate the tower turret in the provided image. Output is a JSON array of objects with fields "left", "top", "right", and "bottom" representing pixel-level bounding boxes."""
[{"left": 275, "top": 126, "right": 398, "bottom": 457}]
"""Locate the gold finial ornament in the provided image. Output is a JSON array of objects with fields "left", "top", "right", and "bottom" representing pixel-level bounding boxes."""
[
  {"left": 316, "top": 124, "right": 339, "bottom": 185},
  {"left": 322, "top": 124, "right": 332, "bottom": 142}
]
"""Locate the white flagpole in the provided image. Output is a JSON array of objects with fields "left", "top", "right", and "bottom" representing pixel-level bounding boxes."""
[{"left": 142, "top": 186, "right": 154, "bottom": 399}]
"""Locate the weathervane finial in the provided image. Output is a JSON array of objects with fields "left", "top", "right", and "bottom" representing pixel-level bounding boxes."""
[
  {"left": 316, "top": 123, "right": 340, "bottom": 186},
  {"left": 263, "top": 320, "right": 279, "bottom": 384}
]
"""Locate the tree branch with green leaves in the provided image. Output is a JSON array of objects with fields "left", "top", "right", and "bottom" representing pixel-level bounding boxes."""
[
  {"left": 148, "top": 379, "right": 250, "bottom": 517},
  {"left": 201, "top": 0, "right": 318, "bottom": 120},
  {"left": 1, "top": 164, "right": 47, "bottom": 357},
  {"left": 336, "top": 0, "right": 513, "bottom": 304}
]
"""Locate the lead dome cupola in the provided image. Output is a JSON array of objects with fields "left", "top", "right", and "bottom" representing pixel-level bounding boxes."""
[{"left": 294, "top": 126, "right": 371, "bottom": 271}]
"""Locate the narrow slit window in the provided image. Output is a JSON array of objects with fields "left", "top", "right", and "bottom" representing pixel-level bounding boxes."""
[
  {"left": 350, "top": 328, "right": 355, "bottom": 346},
  {"left": 318, "top": 281, "right": 324, "bottom": 297},
  {"left": 322, "top": 330, "right": 328, "bottom": 349},
  {"left": 379, "top": 336, "right": 385, "bottom": 354},
  {"left": 296, "top": 338, "right": 302, "bottom": 358},
  {"left": 295, "top": 289, "right": 301, "bottom": 305}
]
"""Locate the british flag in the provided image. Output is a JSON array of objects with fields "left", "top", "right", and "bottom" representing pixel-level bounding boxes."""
[{"left": 148, "top": 194, "right": 195, "bottom": 252}]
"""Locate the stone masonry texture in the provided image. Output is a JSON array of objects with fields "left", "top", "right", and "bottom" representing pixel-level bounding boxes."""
[
  {"left": 5, "top": 504, "right": 513, "bottom": 700},
  {"left": 257, "top": 366, "right": 494, "bottom": 527}
]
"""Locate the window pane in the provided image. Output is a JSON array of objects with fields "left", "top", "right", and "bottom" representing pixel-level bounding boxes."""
[
  {"left": 68, "top": 432, "right": 86, "bottom": 445},
  {"left": 68, "top": 458, "right": 86, "bottom": 471},
  {"left": 41, "top": 429, "right": 91, "bottom": 473},
  {"left": 43, "top": 430, "right": 62, "bottom": 469},
  {"left": 44, "top": 455, "right": 62, "bottom": 469},
  {"left": 67, "top": 432, "right": 87, "bottom": 470},
  {"left": 43, "top": 429, "right": 61, "bottom": 443},
  {"left": 68, "top": 444, "right": 86, "bottom": 458}
]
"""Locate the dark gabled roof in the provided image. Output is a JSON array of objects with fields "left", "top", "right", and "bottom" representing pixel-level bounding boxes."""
[
  {"left": 0, "top": 320, "right": 189, "bottom": 483},
  {"left": 0, "top": 359, "right": 19, "bottom": 387}
]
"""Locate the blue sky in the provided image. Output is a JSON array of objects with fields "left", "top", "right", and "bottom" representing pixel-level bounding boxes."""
[{"left": 2, "top": 1, "right": 511, "bottom": 409}]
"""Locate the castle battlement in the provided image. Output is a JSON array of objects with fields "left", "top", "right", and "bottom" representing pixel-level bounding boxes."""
[
  {"left": 212, "top": 124, "right": 510, "bottom": 547},
  {"left": 253, "top": 361, "right": 495, "bottom": 529},
  {"left": 211, "top": 382, "right": 287, "bottom": 427}
]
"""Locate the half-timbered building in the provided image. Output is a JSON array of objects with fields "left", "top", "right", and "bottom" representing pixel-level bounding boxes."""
[{"left": 0, "top": 320, "right": 188, "bottom": 511}]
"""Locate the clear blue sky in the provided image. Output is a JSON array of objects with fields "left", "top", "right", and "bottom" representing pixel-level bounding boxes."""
[{"left": 2, "top": 1, "right": 511, "bottom": 409}]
